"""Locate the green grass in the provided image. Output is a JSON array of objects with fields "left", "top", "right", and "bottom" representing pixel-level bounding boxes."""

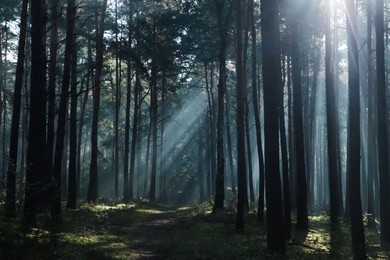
[{"left": 0, "top": 201, "right": 388, "bottom": 259}]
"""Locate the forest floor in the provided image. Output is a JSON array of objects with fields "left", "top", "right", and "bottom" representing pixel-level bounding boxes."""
[{"left": 0, "top": 200, "right": 388, "bottom": 259}]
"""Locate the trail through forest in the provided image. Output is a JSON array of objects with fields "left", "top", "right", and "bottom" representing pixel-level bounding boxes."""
[{"left": 124, "top": 207, "right": 192, "bottom": 259}]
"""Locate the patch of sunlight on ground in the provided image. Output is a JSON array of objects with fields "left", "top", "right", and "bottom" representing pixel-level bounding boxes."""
[
  {"left": 25, "top": 228, "right": 51, "bottom": 239},
  {"left": 62, "top": 233, "right": 101, "bottom": 245},
  {"left": 136, "top": 208, "right": 165, "bottom": 214},
  {"left": 80, "top": 203, "right": 135, "bottom": 212},
  {"left": 177, "top": 206, "right": 192, "bottom": 211}
]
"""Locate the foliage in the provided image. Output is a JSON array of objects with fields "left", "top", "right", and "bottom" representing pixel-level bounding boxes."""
[{"left": 0, "top": 202, "right": 388, "bottom": 259}]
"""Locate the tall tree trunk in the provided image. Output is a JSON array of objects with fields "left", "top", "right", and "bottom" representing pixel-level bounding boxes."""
[
  {"left": 52, "top": 0, "right": 76, "bottom": 218},
  {"left": 249, "top": 0, "right": 265, "bottom": 223},
  {"left": 114, "top": 0, "right": 120, "bottom": 198},
  {"left": 88, "top": 0, "right": 108, "bottom": 202},
  {"left": 5, "top": 0, "right": 28, "bottom": 218},
  {"left": 123, "top": 22, "right": 132, "bottom": 203},
  {"left": 235, "top": 0, "right": 247, "bottom": 232},
  {"left": 24, "top": 0, "right": 47, "bottom": 226},
  {"left": 149, "top": 24, "right": 158, "bottom": 202},
  {"left": 128, "top": 8, "right": 141, "bottom": 201},
  {"left": 325, "top": 0, "right": 339, "bottom": 224},
  {"left": 287, "top": 56, "right": 296, "bottom": 211},
  {"left": 213, "top": 0, "right": 229, "bottom": 212},
  {"left": 47, "top": 0, "right": 58, "bottom": 195},
  {"left": 260, "top": 0, "right": 285, "bottom": 252},
  {"left": 345, "top": 0, "right": 366, "bottom": 257},
  {"left": 67, "top": 8, "right": 78, "bottom": 209},
  {"left": 366, "top": 0, "right": 375, "bottom": 227},
  {"left": 77, "top": 39, "right": 93, "bottom": 199},
  {"left": 290, "top": 2, "right": 308, "bottom": 230},
  {"left": 375, "top": 0, "right": 390, "bottom": 246},
  {"left": 279, "top": 81, "right": 291, "bottom": 240}
]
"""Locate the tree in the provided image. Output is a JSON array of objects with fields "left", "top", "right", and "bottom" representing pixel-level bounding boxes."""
[
  {"left": 289, "top": 0, "right": 308, "bottom": 230},
  {"left": 52, "top": 0, "right": 77, "bottom": 218},
  {"left": 366, "top": 0, "right": 375, "bottom": 228},
  {"left": 127, "top": 0, "right": 142, "bottom": 201},
  {"left": 213, "top": 0, "right": 231, "bottom": 212},
  {"left": 88, "top": 0, "right": 108, "bottom": 202},
  {"left": 249, "top": 0, "right": 265, "bottom": 223},
  {"left": 24, "top": 0, "right": 47, "bottom": 226},
  {"left": 345, "top": 0, "right": 366, "bottom": 258},
  {"left": 375, "top": 0, "right": 390, "bottom": 246},
  {"left": 260, "top": 0, "right": 285, "bottom": 252},
  {"left": 67, "top": 0, "right": 78, "bottom": 209},
  {"left": 325, "top": 0, "right": 339, "bottom": 224},
  {"left": 234, "top": 0, "right": 247, "bottom": 232},
  {"left": 123, "top": 9, "right": 132, "bottom": 203},
  {"left": 5, "top": 0, "right": 28, "bottom": 218},
  {"left": 114, "top": 0, "right": 120, "bottom": 198}
]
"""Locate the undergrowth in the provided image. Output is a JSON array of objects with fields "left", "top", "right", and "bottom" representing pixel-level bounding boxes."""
[{"left": 0, "top": 200, "right": 388, "bottom": 259}]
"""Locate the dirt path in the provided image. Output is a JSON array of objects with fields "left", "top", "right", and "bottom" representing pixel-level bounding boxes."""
[{"left": 125, "top": 208, "right": 191, "bottom": 259}]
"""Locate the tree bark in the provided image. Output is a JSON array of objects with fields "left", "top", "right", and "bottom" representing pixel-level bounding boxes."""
[
  {"left": 88, "top": 0, "right": 108, "bottom": 202},
  {"left": 24, "top": 0, "right": 47, "bottom": 226},
  {"left": 345, "top": 0, "right": 366, "bottom": 257},
  {"left": 5, "top": 0, "right": 28, "bottom": 218},
  {"left": 213, "top": 0, "right": 229, "bottom": 212},
  {"left": 67, "top": 4, "right": 78, "bottom": 209},
  {"left": 375, "top": 0, "right": 390, "bottom": 246},
  {"left": 235, "top": 0, "right": 247, "bottom": 232},
  {"left": 290, "top": 2, "right": 308, "bottom": 230},
  {"left": 325, "top": 1, "right": 339, "bottom": 224},
  {"left": 260, "top": 0, "right": 285, "bottom": 252}
]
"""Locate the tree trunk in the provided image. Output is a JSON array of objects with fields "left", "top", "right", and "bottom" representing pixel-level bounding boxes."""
[
  {"left": 375, "top": 0, "right": 390, "bottom": 246},
  {"left": 67, "top": 6, "right": 78, "bottom": 209},
  {"left": 325, "top": 1, "right": 339, "bottom": 224},
  {"left": 88, "top": 0, "right": 108, "bottom": 202},
  {"left": 128, "top": 9, "right": 141, "bottom": 201},
  {"left": 114, "top": 0, "right": 120, "bottom": 198},
  {"left": 245, "top": 100, "right": 255, "bottom": 204},
  {"left": 279, "top": 82, "right": 291, "bottom": 240},
  {"left": 47, "top": 0, "right": 58, "bottom": 197},
  {"left": 346, "top": 0, "right": 366, "bottom": 257},
  {"left": 123, "top": 21, "right": 132, "bottom": 203},
  {"left": 5, "top": 0, "right": 28, "bottom": 218},
  {"left": 290, "top": 3, "right": 308, "bottom": 230},
  {"left": 225, "top": 91, "right": 235, "bottom": 193},
  {"left": 213, "top": 0, "right": 229, "bottom": 212},
  {"left": 24, "top": 0, "right": 47, "bottom": 226},
  {"left": 235, "top": 0, "right": 247, "bottom": 232},
  {"left": 260, "top": 0, "right": 285, "bottom": 252},
  {"left": 149, "top": 26, "right": 158, "bottom": 201},
  {"left": 51, "top": 0, "right": 76, "bottom": 218},
  {"left": 77, "top": 39, "right": 92, "bottom": 199},
  {"left": 366, "top": 0, "right": 375, "bottom": 227},
  {"left": 249, "top": 0, "right": 265, "bottom": 223}
]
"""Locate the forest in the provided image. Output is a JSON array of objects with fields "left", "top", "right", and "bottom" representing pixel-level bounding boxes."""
[{"left": 0, "top": 0, "right": 390, "bottom": 259}]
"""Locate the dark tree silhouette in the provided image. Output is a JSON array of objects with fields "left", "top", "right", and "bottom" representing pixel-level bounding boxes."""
[
  {"left": 375, "top": 0, "right": 390, "bottom": 246},
  {"left": 260, "top": 0, "right": 285, "bottom": 253},
  {"left": 289, "top": 1, "right": 308, "bottom": 230},
  {"left": 213, "top": 0, "right": 231, "bottom": 212},
  {"left": 234, "top": 0, "right": 247, "bottom": 232},
  {"left": 88, "top": 0, "right": 108, "bottom": 202},
  {"left": 325, "top": 0, "right": 339, "bottom": 224},
  {"left": 5, "top": 0, "right": 28, "bottom": 218},
  {"left": 24, "top": 0, "right": 47, "bottom": 226},
  {"left": 345, "top": 0, "right": 366, "bottom": 258}
]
